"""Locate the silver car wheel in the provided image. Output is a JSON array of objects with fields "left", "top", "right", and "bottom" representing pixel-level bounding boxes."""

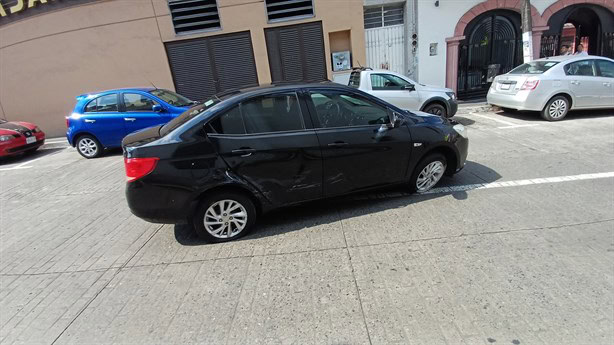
[
  {"left": 204, "top": 199, "right": 248, "bottom": 239},
  {"left": 416, "top": 160, "right": 446, "bottom": 192},
  {"left": 78, "top": 138, "right": 98, "bottom": 157},
  {"left": 549, "top": 99, "right": 567, "bottom": 119}
]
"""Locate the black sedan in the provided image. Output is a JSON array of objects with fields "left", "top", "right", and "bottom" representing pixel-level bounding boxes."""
[{"left": 123, "top": 83, "right": 468, "bottom": 242}]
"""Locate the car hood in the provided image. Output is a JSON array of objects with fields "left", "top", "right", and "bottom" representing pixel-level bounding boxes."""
[
  {"left": 410, "top": 110, "right": 448, "bottom": 123},
  {"left": 0, "top": 121, "right": 35, "bottom": 134},
  {"left": 418, "top": 85, "right": 453, "bottom": 93}
]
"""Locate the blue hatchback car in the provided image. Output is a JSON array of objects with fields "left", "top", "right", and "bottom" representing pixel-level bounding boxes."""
[{"left": 66, "top": 88, "right": 193, "bottom": 158}]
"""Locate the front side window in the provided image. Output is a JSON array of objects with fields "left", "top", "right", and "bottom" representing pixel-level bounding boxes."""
[
  {"left": 84, "top": 94, "right": 119, "bottom": 113},
  {"left": 123, "top": 93, "right": 158, "bottom": 111},
  {"left": 596, "top": 60, "right": 614, "bottom": 78},
  {"left": 241, "top": 93, "right": 304, "bottom": 134},
  {"left": 309, "top": 91, "right": 389, "bottom": 128},
  {"left": 370, "top": 74, "right": 411, "bottom": 90},
  {"left": 149, "top": 89, "right": 193, "bottom": 107},
  {"left": 564, "top": 60, "right": 596, "bottom": 76}
]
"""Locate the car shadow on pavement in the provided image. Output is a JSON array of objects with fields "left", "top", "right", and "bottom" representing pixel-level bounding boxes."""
[
  {"left": 493, "top": 108, "right": 613, "bottom": 122},
  {"left": 452, "top": 116, "right": 476, "bottom": 126},
  {"left": 0, "top": 148, "right": 64, "bottom": 166},
  {"left": 174, "top": 160, "right": 501, "bottom": 246}
]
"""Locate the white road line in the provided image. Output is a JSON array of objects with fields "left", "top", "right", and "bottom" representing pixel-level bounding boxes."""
[
  {"left": 470, "top": 112, "right": 519, "bottom": 126},
  {"left": 0, "top": 166, "right": 32, "bottom": 172},
  {"left": 423, "top": 171, "right": 614, "bottom": 195},
  {"left": 497, "top": 124, "right": 540, "bottom": 129}
]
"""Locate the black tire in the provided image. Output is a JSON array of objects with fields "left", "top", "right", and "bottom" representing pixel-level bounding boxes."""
[
  {"left": 409, "top": 153, "right": 447, "bottom": 193},
  {"left": 193, "top": 192, "right": 257, "bottom": 243},
  {"left": 75, "top": 134, "right": 103, "bottom": 159},
  {"left": 423, "top": 103, "right": 448, "bottom": 118},
  {"left": 541, "top": 96, "right": 569, "bottom": 121}
]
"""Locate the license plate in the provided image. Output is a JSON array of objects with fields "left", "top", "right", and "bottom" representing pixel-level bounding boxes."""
[
  {"left": 500, "top": 83, "right": 511, "bottom": 90},
  {"left": 26, "top": 136, "right": 36, "bottom": 144}
]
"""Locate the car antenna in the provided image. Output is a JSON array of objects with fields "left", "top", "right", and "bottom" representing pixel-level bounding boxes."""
[
  {"left": 357, "top": 60, "right": 363, "bottom": 68},
  {"left": 148, "top": 80, "right": 158, "bottom": 90}
]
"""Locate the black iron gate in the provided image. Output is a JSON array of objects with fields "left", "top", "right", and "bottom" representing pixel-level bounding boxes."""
[
  {"left": 603, "top": 32, "right": 614, "bottom": 58},
  {"left": 457, "top": 12, "right": 522, "bottom": 100},
  {"left": 540, "top": 35, "right": 560, "bottom": 58}
]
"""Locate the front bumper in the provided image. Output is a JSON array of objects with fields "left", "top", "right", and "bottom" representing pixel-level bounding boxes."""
[
  {"left": 0, "top": 133, "right": 45, "bottom": 157},
  {"left": 487, "top": 90, "right": 544, "bottom": 111},
  {"left": 454, "top": 135, "right": 468, "bottom": 172},
  {"left": 447, "top": 99, "right": 458, "bottom": 117}
]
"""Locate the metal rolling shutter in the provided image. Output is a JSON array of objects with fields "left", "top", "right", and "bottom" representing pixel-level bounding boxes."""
[
  {"left": 165, "top": 31, "right": 258, "bottom": 101},
  {"left": 265, "top": 21, "right": 327, "bottom": 83}
]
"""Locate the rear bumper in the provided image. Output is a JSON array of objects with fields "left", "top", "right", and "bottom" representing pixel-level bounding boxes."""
[
  {"left": 126, "top": 180, "right": 192, "bottom": 224},
  {"left": 487, "top": 90, "right": 544, "bottom": 111}
]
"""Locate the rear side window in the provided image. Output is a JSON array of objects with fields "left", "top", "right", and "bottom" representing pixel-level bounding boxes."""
[
  {"left": 207, "top": 93, "right": 304, "bottom": 135},
  {"left": 123, "top": 93, "right": 158, "bottom": 111},
  {"left": 596, "top": 60, "right": 614, "bottom": 78},
  {"left": 564, "top": 60, "right": 596, "bottom": 76},
  {"left": 348, "top": 71, "right": 361, "bottom": 88},
  {"left": 509, "top": 61, "right": 559, "bottom": 74},
  {"left": 84, "top": 94, "right": 119, "bottom": 113}
]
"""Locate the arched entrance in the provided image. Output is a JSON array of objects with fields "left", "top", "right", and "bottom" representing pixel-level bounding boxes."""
[
  {"left": 540, "top": 4, "right": 614, "bottom": 58},
  {"left": 457, "top": 10, "right": 522, "bottom": 99}
]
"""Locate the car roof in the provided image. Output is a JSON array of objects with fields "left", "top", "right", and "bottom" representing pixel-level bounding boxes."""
[
  {"left": 533, "top": 55, "right": 612, "bottom": 63},
  {"left": 213, "top": 81, "right": 354, "bottom": 100}
]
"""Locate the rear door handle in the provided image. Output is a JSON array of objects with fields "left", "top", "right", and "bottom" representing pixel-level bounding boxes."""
[
  {"left": 231, "top": 148, "right": 256, "bottom": 157},
  {"left": 327, "top": 141, "right": 349, "bottom": 148},
  {"left": 604, "top": 82, "right": 611, "bottom": 87},
  {"left": 84, "top": 119, "right": 96, "bottom": 123},
  {"left": 124, "top": 118, "right": 136, "bottom": 122}
]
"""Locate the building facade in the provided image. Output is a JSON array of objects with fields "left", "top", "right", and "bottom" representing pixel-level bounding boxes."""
[{"left": 0, "top": 0, "right": 366, "bottom": 137}]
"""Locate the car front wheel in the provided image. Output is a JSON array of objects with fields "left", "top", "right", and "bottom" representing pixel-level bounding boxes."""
[
  {"left": 541, "top": 96, "right": 569, "bottom": 121},
  {"left": 409, "top": 153, "right": 447, "bottom": 193},
  {"left": 76, "top": 135, "right": 102, "bottom": 159},
  {"left": 423, "top": 103, "right": 448, "bottom": 118},
  {"left": 193, "top": 192, "right": 257, "bottom": 243}
]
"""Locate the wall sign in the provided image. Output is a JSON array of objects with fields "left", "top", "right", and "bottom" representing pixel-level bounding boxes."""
[{"left": 0, "top": 0, "right": 53, "bottom": 17}]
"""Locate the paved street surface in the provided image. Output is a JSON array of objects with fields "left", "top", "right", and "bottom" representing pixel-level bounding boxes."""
[{"left": 1, "top": 108, "right": 613, "bottom": 345}]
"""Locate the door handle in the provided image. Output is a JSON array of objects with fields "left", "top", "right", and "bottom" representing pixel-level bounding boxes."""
[
  {"left": 124, "top": 118, "right": 136, "bottom": 122},
  {"left": 604, "top": 82, "right": 612, "bottom": 87},
  {"left": 231, "top": 148, "right": 256, "bottom": 157},
  {"left": 570, "top": 81, "right": 580, "bottom": 85},
  {"left": 327, "top": 141, "right": 349, "bottom": 148},
  {"left": 84, "top": 119, "right": 96, "bottom": 123}
]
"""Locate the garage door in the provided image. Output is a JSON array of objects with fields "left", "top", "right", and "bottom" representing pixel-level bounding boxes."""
[
  {"left": 265, "top": 21, "right": 327, "bottom": 83},
  {"left": 165, "top": 31, "right": 259, "bottom": 101}
]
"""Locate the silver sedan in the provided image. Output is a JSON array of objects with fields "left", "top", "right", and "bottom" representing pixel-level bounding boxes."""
[{"left": 487, "top": 55, "right": 614, "bottom": 121}]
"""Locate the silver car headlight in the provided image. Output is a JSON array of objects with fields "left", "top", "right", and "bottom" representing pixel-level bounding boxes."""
[
  {"left": 453, "top": 124, "right": 468, "bottom": 139},
  {"left": 0, "top": 135, "right": 14, "bottom": 142},
  {"left": 445, "top": 92, "right": 456, "bottom": 100}
]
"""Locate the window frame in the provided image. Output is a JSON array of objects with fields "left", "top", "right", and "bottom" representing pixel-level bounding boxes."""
[
  {"left": 369, "top": 73, "right": 411, "bottom": 90},
  {"left": 363, "top": 3, "right": 405, "bottom": 29},
  {"left": 167, "top": 0, "right": 222, "bottom": 36},
  {"left": 83, "top": 93, "right": 120, "bottom": 113},
  {"left": 563, "top": 59, "right": 597, "bottom": 77},
  {"left": 205, "top": 91, "right": 308, "bottom": 136},
  {"left": 265, "top": 0, "right": 315, "bottom": 24},
  {"left": 121, "top": 92, "right": 160, "bottom": 112},
  {"left": 306, "top": 89, "right": 392, "bottom": 130}
]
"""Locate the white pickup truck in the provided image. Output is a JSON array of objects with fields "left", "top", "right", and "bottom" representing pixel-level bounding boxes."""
[{"left": 348, "top": 68, "right": 458, "bottom": 118}]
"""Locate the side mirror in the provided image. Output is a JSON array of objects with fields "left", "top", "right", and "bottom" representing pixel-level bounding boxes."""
[
  {"left": 387, "top": 110, "right": 402, "bottom": 128},
  {"left": 403, "top": 84, "right": 415, "bottom": 92},
  {"left": 152, "top": 104, "right": 163, "bottom": 112}
]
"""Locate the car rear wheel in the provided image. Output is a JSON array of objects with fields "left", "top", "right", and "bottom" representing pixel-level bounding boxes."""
[
  {"left": 76, "top": 135, "right": 102, "bottom": 159},
  {"left": 541, "top": 96, "right": 569, "bottom": 121},
  {"left": 423, "top": 103, "right": 448, "bottom": 118},
  {"left": 193, "top": 192, "right": 256, "bottom": 243},
  {"left": 409, "top": 153, "right": 447, "bottom": 193}
]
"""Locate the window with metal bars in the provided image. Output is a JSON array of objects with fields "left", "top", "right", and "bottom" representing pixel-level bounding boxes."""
[
  {"left": 363, "top": 3, "right": 404, "bottom": 29},
  {"left": 265, "top": 0, "right": 314, "bottom": 22},
  {"left": 168, "top": 0, "right": 220, "bottom": 34}
]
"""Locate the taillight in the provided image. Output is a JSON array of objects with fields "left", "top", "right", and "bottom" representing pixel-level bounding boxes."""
[
  {"left": 520, "top": 79, "right": 539, "bottom": 90},
  {"left": 124, "top": 157, "right": 159, "bottom": 182},
  {"left": 65, "top": 117, "right": 69, "bottom": 128}
]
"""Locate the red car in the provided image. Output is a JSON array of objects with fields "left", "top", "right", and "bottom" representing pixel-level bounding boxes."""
[{"left": 0, "top": 119, "right": 46, "bottom": 157}]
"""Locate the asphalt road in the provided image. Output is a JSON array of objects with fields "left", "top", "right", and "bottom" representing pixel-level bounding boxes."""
[{"left": 1, "top": 108, "right": 613, "bottom": 345}]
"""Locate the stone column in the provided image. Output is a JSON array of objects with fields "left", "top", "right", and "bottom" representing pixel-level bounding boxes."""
[{"left": 445, "top": 36, "right": 465, "bottom": 93}]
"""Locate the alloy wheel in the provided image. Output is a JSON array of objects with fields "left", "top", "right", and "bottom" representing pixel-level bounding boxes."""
[
  {"left": 78, "top": 138, "right": 98, "bottom": 157},
  {"left": 203, "top": 199, "right": 248, "bottom": 239},
  {"left": 416, "top": 160, "right": 446, "bottom": 192},
  {"left": 427, "top": 107, "right": 443, "bottom": 116},
  {"left": 548, "top": 99, "right": 567, "bottom": 119}
]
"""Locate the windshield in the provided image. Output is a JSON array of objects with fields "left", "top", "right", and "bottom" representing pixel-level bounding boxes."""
[
  {"left": 509, "top": 61, "right": 559, "bottom": 74},
  {"left": 160, "top": 97, "right": 220, "bottom": 136},
  {"left": 149, "top": 89, "right": 194, "bottom": 107}
]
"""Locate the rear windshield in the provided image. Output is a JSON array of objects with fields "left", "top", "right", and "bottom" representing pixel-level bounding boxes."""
[
  {"left": 149, "top": 89, "right": 193, "bottom": 107},
  {"left": 348, "top": 71, "right": 361, "bottom": 88},
  {"left": 509, "top": 61, "right": 559, "bottom": 74},
  {"left": 160, "top": 97, "right": 220, "bottom": 136}
]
